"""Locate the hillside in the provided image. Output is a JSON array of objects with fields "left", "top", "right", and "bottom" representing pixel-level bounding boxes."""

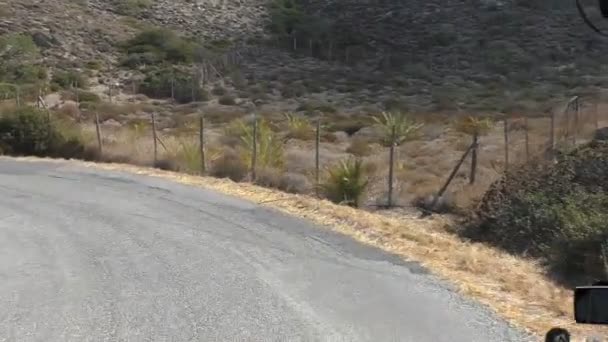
[{"left": 1, "top": 0, "right": 608, "bottom": 114}]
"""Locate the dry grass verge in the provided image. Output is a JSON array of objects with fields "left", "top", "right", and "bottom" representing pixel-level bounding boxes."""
[{"left": 3, "top": 156, "right": 604, "bottom": 340}]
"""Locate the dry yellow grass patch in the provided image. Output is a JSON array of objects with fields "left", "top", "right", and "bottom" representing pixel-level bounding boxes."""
[{"left": 8, "top": 156, "right": 608, "bottom": 340}]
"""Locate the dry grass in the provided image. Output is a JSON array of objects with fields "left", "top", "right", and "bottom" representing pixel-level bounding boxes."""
[{"left": 9, "top": 155, "right": 608, "bottom": 340}]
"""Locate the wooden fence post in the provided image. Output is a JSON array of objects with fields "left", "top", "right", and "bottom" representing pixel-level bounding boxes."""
[
  {"left": 251, "top": 111, "right": 258, "bottom": 181},
  {"left": 573, "top": 97, "right": 580, "bottom": 146},
  {"left": 151, "top": 112, "right": 158, "bottom": 165},
  {"left": 387, "top": 125, "right": 396, "bottom": 207},
  {"left": 550, "top": 110, "right": 556, "bottom": 159},
  {"left": 469, "top": 132, "right": 478, "bottom": 184},
  {"left": 199, "top": 114, "right": 206, "bottom": 174},
  {"left": 524, "top": 116, "right": 529, "bottom": 163},
  {"left": 503, "top": 117, "right": 509, "bottom": 173},
  {"left": 95, "top": 112, "right": 103, "bottom": 155},
  {"left": 315, "top": 117, "right": 321, "bottom": 197}
]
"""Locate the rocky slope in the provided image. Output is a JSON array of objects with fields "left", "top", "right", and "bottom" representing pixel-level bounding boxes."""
[{"left": 1, "top": 0, "right": 608, "bottom": 113}]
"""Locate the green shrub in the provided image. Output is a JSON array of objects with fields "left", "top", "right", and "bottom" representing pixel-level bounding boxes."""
[
  {"left": 139, "top": 67, "right": 207, "bottom": 103},
  {"left": 467, "top": 141, "right": 608, "bottom": 284},
  {"left": 0, "top": 106, "right": 95, "bottom": 160},
  {"left": 225, "top": 118, "right": 284, "bottom": 169},
  {"left": 0, "top": 107, "right": 51, "bottom": 155},
  {"left": 51, "top": 70, "right": 88, "bottom": 89},
  {"left": 86, "top": 60, "right": 103, "bottom": 70},
  {"left": 321, "top": 158, "right": 368, "bottom": 207},
  {"left": 120, "top": 28, "right": 197, "bottom": 67},
  {"left": 112, "top": 0, "right": 152, "bottom": 16},
  {"left": 61, "top": 90, "right": 101, "bottom": 103}
]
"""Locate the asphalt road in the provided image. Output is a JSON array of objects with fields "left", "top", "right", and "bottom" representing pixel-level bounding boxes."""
[{"left": 0, "top": 159, "right": 530, "bottom": 341}]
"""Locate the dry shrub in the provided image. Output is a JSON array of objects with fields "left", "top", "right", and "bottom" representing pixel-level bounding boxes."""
[
  {"left": 346, "top": 137, "right": 372, "bottom": 157},
  {"left": 255, "top": 168, "right": 312, "bottom": 194},
  {"left": 56, "top": 102, "right": 81, "bottom": 120},
  {"left": 284, "top": 112, "right": 314, "bottom": 140},
  {"left": 285, "top": 149, "right": 314, "bottom": 173},
  {"left": 254, "top": 167, "right": 282, "bottom": 188},
  {"left": 210, "top": 147, "right": 248, "bottom": 181},
  {"left": 279, "top": 172, "right": 312, "bottom": 194},
  {"left": 321, "top": 131, "right": 337, "bottom": 142}
]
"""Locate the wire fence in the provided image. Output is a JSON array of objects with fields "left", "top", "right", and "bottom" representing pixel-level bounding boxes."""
[{"left": 2, "top": 90, "right": 605, "bottom": 211}]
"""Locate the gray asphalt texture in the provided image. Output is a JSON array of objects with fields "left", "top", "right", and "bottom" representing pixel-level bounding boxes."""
[{"left": 0, "top": 159, "right": 532, "bottom": 341}]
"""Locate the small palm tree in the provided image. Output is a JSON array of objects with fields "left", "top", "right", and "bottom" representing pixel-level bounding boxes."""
[
  {"left": 321, "top": 158, "right": 368, "bottom": 207},
  {"left": 454, "top": 116, "right": 492, "bottom": 184},
  {"left": 373, "top": 111, "right": 423, "bottom": 147},
  {"left": 373, "top": 111, "right": 422, "bottom": 207}
]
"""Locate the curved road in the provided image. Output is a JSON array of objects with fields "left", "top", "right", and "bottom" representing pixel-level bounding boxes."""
[{"left": 0, "top": 159, "right": 529, "bottom": 341}]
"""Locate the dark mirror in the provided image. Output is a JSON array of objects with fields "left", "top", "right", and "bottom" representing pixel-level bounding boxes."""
[
  {"left": 601, "top": 0, "right": 608, "bottom": 17},
  {"left": 574, "top": 286, "right": 608, "bottom": 324}
]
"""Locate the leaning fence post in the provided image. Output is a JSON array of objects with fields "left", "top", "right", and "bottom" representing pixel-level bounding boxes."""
[
  {"left": 199, "top": 113, "right": 206, "bottom": 174},
  {"left": 426, "top": 142, "right": 475, "bottom": 215},
  {"left": 95, "top": 112, "right": 103, "bottom": 155},
  {"left": 387, "top": 125, "right": 396, "bottom": 207},
  {"left": 251, "top": 111, "right": 258, "bottom": 181},
  {"left": 315, "top": 117, "right": 321, "bottom": 197},
  {"left": 151, "top": 112, "right": 158, "bottom": 165}
]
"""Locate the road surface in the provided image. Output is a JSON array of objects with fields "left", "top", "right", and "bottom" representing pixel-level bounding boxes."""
[{"left": 0, "top": 159, "right": 530, "bottom": 341}]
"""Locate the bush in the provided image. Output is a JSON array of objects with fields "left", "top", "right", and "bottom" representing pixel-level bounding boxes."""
[
  {"left": 218, "top": 94, "right": 237, "bottom": 106},
  {"left": 139, "top": 67, "right": 208, "bottom": 103},
  {"left": 210, "top": 147, "right": 248, "bottom": 181},
  {"left": 0, "top": 106, "right": 94, "bottom": 159},
  {"left": 51, "top": 70, "right": 88, "bottom": 89},
  {"left": 121, "top": 28, "right": 197, "bottom": 67},
  {"left": 112, "top": 0, "right": 152, "bottom": 16},
  {"left": 346, "top": 137, "right": 372, "bottom": 156},
  {"left": 255, "top": 168, "right": 312, "bottom": 194},
  {"left": 61, "top": 90, "right": 101, "bottom": 103},
  {"left": 284, "top": 112, "right": 313, "bottom": 140},
  {"left": 0, "top": 107, "right": 51, "bottom": 155},
  {"left": 466, "top": 141, "right": 608, "bottom": 284},
  {"left": 321, "top": 158, "right": 368, "bottom": 207},
  {"left": 224, "top": 119, "right": 284, "bottom": 170}
]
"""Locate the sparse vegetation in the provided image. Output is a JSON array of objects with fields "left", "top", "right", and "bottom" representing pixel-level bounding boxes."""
[
  {"left": 51, "top": 70, "right": 88, "bottom": 89},
  {"left": 284, "top": 112, "right": 313, "bottom": 140},
  {"left": 139, "top": 67, "right": 207, "bottom": 103}
]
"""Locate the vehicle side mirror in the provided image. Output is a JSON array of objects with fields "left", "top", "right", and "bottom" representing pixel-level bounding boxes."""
[
  {"left": 574, "top": 285, "right": 608, "bottom": 324},
  {"left": 601, "top": 0, "right": 608, "bottom": 17}
]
